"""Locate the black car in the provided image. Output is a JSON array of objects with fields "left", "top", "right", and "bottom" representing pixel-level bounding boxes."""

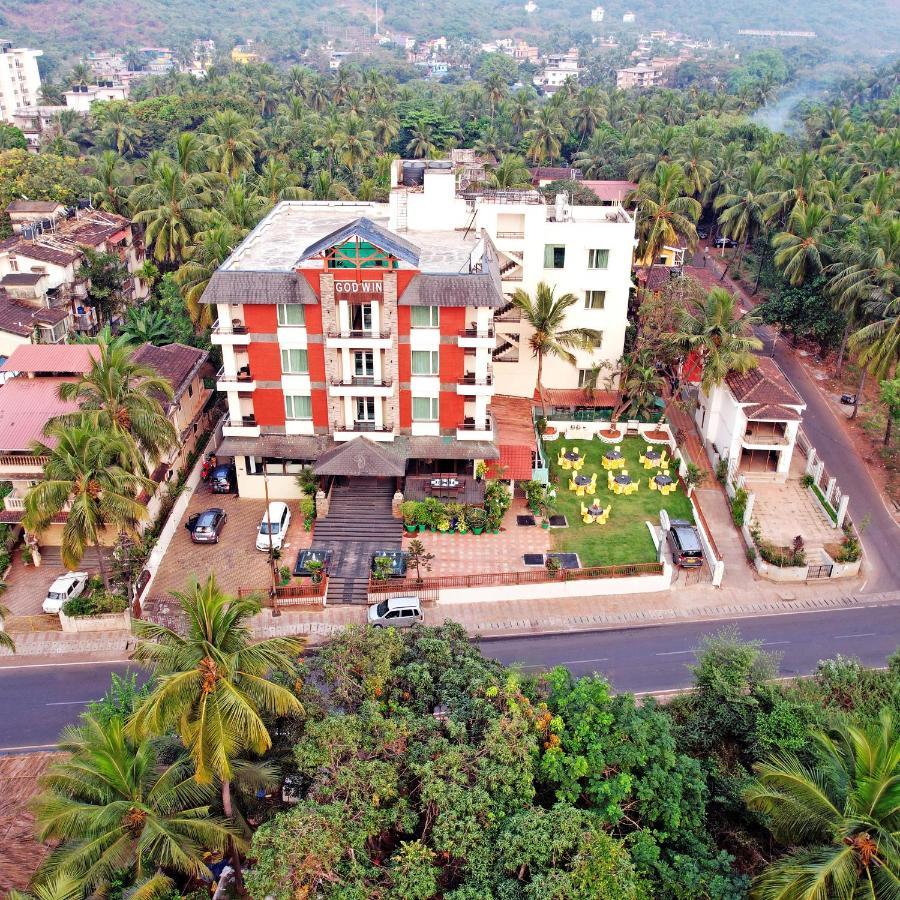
[
  {"left": 666, "top": 519, "right": 703, "bottom": 568},
  {"left": 696, "top": 226, "right": 709, "bottom": 240},
  {"left": 714, "top": 236, "right": 736, "bottom": 248},
  {"left": 371, "top": 549, "right": 407, "bottom": 578},
  {"left": 209, "top": 463, "right": 236, "bottom": 494},
  {"left": 185, "top": 508, "right": 227, "bottom": 544},
  {"left": 294, "top": 548, "right": 333, "bottom": 578}
]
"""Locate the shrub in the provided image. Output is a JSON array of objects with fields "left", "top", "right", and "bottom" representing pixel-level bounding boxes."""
[
  {"left": 300, "top": 497, "right": 316, "bottom": 530},
  {"left": 400, "top": 500, "right": 420, "bottom": 527},
  {"left": 685, "top": 462, "right": 706, "bottom": 488},
  {"left": 715, "top": 459, "right": 728, "bottom": 484},
  {"left": 63, "top": 590, "right": 128, "bottom": 617},
  {"left": 466, "top": 507, "right": 487, "bottom": 532},
  {"left": 545, "top": 556, "right": 561, "bottom": 576},
  {"left": 372, "top": 555, "right": 394, "bottom": 581},
  {"left": 730, "top": 488, "right": 748, "bottom": 527},
  {"left": 279, "top": 565, "right": 291, "bottom": 585},
  {"left": 295, "top": 467, "right": 319, "bottom": 497},
  {"left": 800, "top": 473, "right": 814, "bottom": 488},
  {"left": 422, "top": 497, "right": 445, "bottom": 530},
  {"left": 835, "top": 533, "right": 862, "bottom": 562}
]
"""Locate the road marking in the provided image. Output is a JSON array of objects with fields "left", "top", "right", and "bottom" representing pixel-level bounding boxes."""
[
  {"left": 519, "top": 657, "right": 609, "bottom": 668},
  {"left": 45, "top": 700, "right": 91, "bottom": 706},
  {"left": 0, "top": 659, "right": 132, "bottom": 671},
  {"left": 833, "top": 632, "right": 877, "bottom": 639},
  {"left": 656, "top": 640, "right": 790, "bottom": 657}
]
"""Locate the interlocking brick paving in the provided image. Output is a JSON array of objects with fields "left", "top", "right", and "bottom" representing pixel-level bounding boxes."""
[
  {"left": 151, "top": 482, "right": 312, "bottom": 600},
  {"left": 400, "top": 498, "right": 550, "bottom": 576},
  {"left": 0, "top": 752, "right": 62, "bottom": 892},
  {"left": 2, "top": 553, "right": 69, "bottom": 617}
]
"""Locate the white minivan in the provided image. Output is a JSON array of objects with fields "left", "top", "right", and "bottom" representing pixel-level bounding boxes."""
[
  {"left": 256, "top": 501, "right": 291, "bottom": 552},
  {"left": 367, "top": 596, "right": 423, "bottom": 628}
]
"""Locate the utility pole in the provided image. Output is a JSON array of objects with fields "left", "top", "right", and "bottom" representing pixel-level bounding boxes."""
[{"left": 262, "top": 466, "right": 280, "bottom": 616}]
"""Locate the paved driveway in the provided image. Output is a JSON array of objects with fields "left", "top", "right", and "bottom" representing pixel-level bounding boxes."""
[
  {"left": 2, "top": 553, "right": 68, "bottom": 618},
  {"left": 150, "top": 484, "right": 312, "bottom": 600}
]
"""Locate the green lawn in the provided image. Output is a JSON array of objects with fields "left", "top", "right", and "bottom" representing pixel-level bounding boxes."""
[{"left": 545, "top": 437, "right": 695, "bottom": 566}]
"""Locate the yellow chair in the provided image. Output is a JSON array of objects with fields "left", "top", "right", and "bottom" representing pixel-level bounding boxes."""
[
  {"left": 628, "top": 482, "right": 639, "bottom": 495},
  {"left": 597, "top": 507, "right": 610, "bottom": 525},
  {"left": 572, "top": 456, "right": 585, "bottom": 471},
  {"left": 602, "top": 456, "right": 612, "bottom": 470},
  {"left": 649, "top": 476, "right": 657, "bottom": 491},
  {"left": 568, "top": 478, "right": 578, "bottom": 492}
]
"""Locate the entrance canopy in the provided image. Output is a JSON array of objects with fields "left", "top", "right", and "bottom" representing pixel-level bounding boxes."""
[{"left": 313, "top": 436, "right": 406, "bottom": 477}]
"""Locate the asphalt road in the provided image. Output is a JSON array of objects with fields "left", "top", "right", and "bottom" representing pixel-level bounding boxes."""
[
  {"left": 483, "top": 602, "right": 900, "bottom": 693},
  {"left": 2, "top": 603, "right": 898, "bottom": 751}
]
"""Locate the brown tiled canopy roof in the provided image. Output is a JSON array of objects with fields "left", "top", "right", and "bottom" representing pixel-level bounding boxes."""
[
  {"left": 313, "top": 436, "right": 407, "bottom": 477},
  {"left": 581, "top": 180, "right": 637, "bottom": 202},
  {"left": 6, "top": 200, "right": 65, "bottom": 213},
  {"left": 132, "top": 342, "right": 208, "bottom": 404},
  {"left": 200, "top": 270, "right": 317, "bottom": 305},
  {"left": 538, "top": 387, "right": 620, "bottom": 408},
  {"left": 726, "top": 357, "right": 804, "bottom": 407},
  {"left": 744, "top": 403, "right": 802, "bottom": 421},
  {"left": 399, "top": 273, "right": 504, "bottom": 308},
  {"left": 0, "top": 343, "right": 99, "bottom": 373},
  {"left": 0, "top": 237, "right": 80, "bottom": 267},
  {"left": 0, "top": 273, "right": 45, "bottom": 287}
]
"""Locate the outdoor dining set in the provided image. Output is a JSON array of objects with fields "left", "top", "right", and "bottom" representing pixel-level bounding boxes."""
[{"left": 555, "top": 444, "right": 679, "bottom": 524}]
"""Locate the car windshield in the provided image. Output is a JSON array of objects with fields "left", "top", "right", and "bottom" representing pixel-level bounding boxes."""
[
  {"left": 259, "top": 522, "right": 280, "bottom": 535},
  {"left": 376, "top": 600, "right": 389, "bottom": 616},
  {"left": 48, "top": 591, "right": 65, "bottom": 600},
  {"left": 197, "top": 515, "right": 215, "bottom": 527}
]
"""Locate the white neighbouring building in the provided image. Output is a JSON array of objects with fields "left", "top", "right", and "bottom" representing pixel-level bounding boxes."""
[
  {"left": 0, "top": 41, "right": 42, "bottom": 124},
  {"left": 695, "top": 356, "right": 806, "bottom": 482},
  {"left": 391, "top": 158, "right": 636, "bottom": 398}
]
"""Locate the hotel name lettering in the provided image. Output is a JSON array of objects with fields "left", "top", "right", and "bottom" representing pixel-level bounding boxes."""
[{"left": 334, "top": 280, "right": 384, "bottom": 296}]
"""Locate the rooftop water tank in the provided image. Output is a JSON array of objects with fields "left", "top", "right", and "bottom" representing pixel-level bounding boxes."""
[{"left": 401, "top": 160, "right": 426, "bottom": 187}]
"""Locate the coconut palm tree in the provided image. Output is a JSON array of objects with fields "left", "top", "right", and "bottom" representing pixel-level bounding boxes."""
[
  {"left": 337, "top": 113, "right": 375, "bottom": 173},
  {"left": 406, "top": 121, "right": 435, "bottom": 159},
  {"left": 525, "top": 107, "right": 566, "bottom": 165},
  {"left": 675, "top": 135, "right": 715, "bottom": 199},
  {"left": 56, "top": 334, "right": 177, "bottom": 470},
  {"left": 33, "top": 712, "right": 235, "bottom": 899},
  {"left": 670, "top": 287, "right": 763, "bottom": 393},
  {"left": 255, "top": 157, "right": 306, "bottom": 203},
  {"left": 8, "top": 872, "right": 82, "bottom": 900},
  {"left": 371, "top": 100, "right": 400, "bottom": 150},
  {"left": 84, "top": 150, "right": 130, "bottom": 215},
  {"left": 511, "top": 282, "right": 602, "bottom": 414},
  {"left": 201, "top": 110, "right": 260, "bottom": 177},
  {"left": 96, "top": 102, "right": 142, "bottom": 155},
  {"left": 23, "top": 426, "right": 153, "bottom": 588},
  {"left": 131, "top": 162, "right": 208, "bottom": 265},
  {"left": 773, "top": 203, "right": 833, "bottom": 286},
  {"left": 850, "top": 296, "right": 900, "bottom": 382},
  {"left": 486, "top": 154, "right": 532, "bottom": 189},
  {"left": 175, "top": 224, "right": 239, "bottom": 325},
  {"left": 614, "top": 351, "right": 666, "bottom": 421},
  {"left": 572, "top": 86, "right": 607, "bottom": 147},
  {"left": 714, "top": 159, "right": 773, "bottom": 279},
  {"left": 630, "top": 162, "right": 701, "bottom": 269},
  {"left": 128, "top": 575, "right": 303, "bottom": 819},
  {"left": 744, "top": 710, "right": 900, "bottom": 900}
]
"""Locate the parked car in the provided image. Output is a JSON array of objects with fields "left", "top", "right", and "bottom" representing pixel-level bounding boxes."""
[
  {"left": 371, "top": 549, "right": 407, "bottom": 578},
  {"left": 696, "top": 226, "right": 709, "bottom": 240},
  {"left": 43, "top": 571, "right": 90, "bottom": 614},
  {"left": 714, "top": 236, "right": 736, "bottom": 248},
  {"left": 185, "top": 508, "right": 227, "bottom": 544},
  {"left": 666, "top": 519, "right": 704, "bottom": 568},
  {"left": 256, "top": 501, "right": 291, "bottom": 551},
  {"left": 209, "top": 463, "right": 236, "bottom": 494},
  {"left": 367, "top": 596, "right": 423, "bottom": 628}
]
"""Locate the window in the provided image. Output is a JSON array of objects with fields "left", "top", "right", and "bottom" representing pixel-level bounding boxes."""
[
  {"left": 356, "top": 396, "right": 376, "bottom": 421},
  {"left": 350, "top": 303, "right": 373, "bottom": 332},
  {"left": 585, "top": 290, "right": 606, "bottom": 310},
  {"left": 588, "top": 249, "right": 610, "bottom": 269},
  {"left": 544, "top": 244, "right": 566, "bottom": 269},
  {"left": 353, "top": 350, "right": 374, "bottom": 377},
  {"left": 277, "top": 304, "right": 306, "bottom": 326},
  {"left": 411, "top": 350, "right": 439, "bottom": 375},
  {"left": 285, "top": 394, "right": 312, "bottom": 420},
  {"left": 410, "top": 305, "right": 439, "bottom": 327},
  {"left": 592, "top": 332, "right": 604, "bottom": 349},
  {"left": 281, "top": 348, "right": 308, "bottom": 374},
  {"left": 412, "top": 396, "right": 439, "bottom": 421},
  {"left": 577, "top": 369, "right": 594, "bottom": 388}
]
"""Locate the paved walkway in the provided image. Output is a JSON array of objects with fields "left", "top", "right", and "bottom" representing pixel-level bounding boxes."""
[
  {"left": 752, "top": 479, "right": 838, "bottom": 552},
  {"left": 666, "top": 400, "right": 714, "bottom": 478}
]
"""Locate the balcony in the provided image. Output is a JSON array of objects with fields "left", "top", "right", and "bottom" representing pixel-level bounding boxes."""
[
  {"left": 495, "top": 230, "right": 525, "bottom": 239},
  {"left": 329, "top": 375, "right": 393, "bottom": 396},
  {"left": 742, "top": 423, "right": 790, "bottom": 447},
  {"left": 457, "top": 373, "right": 495, "bottom": 396},
  {"left": 456, "top": 415, "right": 495, "bottom": 441},
  {"left": 325, "top": 329, "right": 392, "bottom": 349},
  {"left": 211, "top": 319, "right": 251, "bottom": 346},
  {"left": 4, "top": 491, "right": 70, "bottom": 514},
  {"left": 216, "top": 366, "right": 256, "bottom": 391},
  {"left": 0, "top": 453, "right": 48, "bottom": 474},
  {"left": 334, "top": 420, "right": 395, "bottom": 442},
  {"left": 457, "top": 327, "right": 496, "bottom": 349},
  {"left": 222, "top": 414, "right": 260, "bottom": 438}
]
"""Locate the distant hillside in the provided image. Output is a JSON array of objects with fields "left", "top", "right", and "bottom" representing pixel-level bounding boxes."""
[{"left": 0, "top": 0, "right": 896, "bottom": 70}]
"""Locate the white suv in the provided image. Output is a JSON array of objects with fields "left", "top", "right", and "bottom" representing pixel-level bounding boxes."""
[
  {"left": 256, "top": 502, "right": 291, "bottom": 552},
  {"left": 43, "top": 572, "right": 90, "bottom": 614}
]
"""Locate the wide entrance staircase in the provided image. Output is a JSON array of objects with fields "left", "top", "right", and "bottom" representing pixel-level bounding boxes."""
[{"left": 311, "top": 477, "right": 403, "bottom": 604}]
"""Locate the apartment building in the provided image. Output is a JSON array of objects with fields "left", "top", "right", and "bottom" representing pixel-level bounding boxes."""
[
  {"left": 0, "top": 41, "right": 42, "bottom": 125},
  {"left": 200, "top": 160, "right": 635, "bottom": 498},
  {"left": 616, "top": 63, "right": 667, "bottom": 89},
  {"left": 533, "top": 49, "right": 581, "bottom": 91},
  {"left": 62, "top": 81, "right": 128, "bottom": 112},
  {"left": 0, "top": 204, "right": 150, "bottom": 338}
]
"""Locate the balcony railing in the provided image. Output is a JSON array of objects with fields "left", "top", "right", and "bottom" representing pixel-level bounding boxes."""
[
  {"left": 226, "top": 415, "right": 257, "bottom": 428},
  {"left": 458, "top": 415, "right": 494, "bottom": 432},
  {"left": 0, "top": 454, "right": 47, "bottom": 469},
  {"left": 212, "top": 319, "right": 249, "bottom": 335},
  {"left": 496, "top": 230, "right": 525, "bottom": 239},
  {"left": 4, "top": 493, "right": 70, "bottom": 513},
  {"left": 459, "top": 373, "right": 493, "bottom": 386},
  {"left": 326, "top": 329, "right": 391, "bottom": 340},
  {"left": 330, "top": 376, "right": 393, "bottom": 387},
  {"left": 216, "top": 365, "right": 254, "bottom": 382},
  {"left": 458, "top": 328, "right": 495, "bottom": 339},
  {"left": 346, "top": 420, "right": 393, "bottom": 433}
]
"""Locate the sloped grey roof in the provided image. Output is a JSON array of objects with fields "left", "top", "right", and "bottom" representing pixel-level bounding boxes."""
[
  {"left": 199, "top": 270, "right": 317, "bottom": 305},
  {"left": 297, "top": 217, "right": 421, "bottom": 267},
  {"left": 399, "top": 273, "right": 504, "bottom": 308},
  {"left": 313, "top": 436, "right": 407, "bottom": 476}
]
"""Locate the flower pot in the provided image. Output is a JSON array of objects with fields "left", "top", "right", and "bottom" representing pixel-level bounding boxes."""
[
  {"left": 418, "top": 525, "right": 427, "bottom": 532},
  {"left": 405, "top": 524, "right": 417, "bottom": 532},
  {"left": 473, "top": 527, "right": 483, "bottom": 535},
  {"left": 541, "top": 522, "right": 549, "bottom": 529}
]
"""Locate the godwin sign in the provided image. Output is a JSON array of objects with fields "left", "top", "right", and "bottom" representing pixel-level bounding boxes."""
[{"left": 334, "top": 280, "right": 384, "bottom": 295}]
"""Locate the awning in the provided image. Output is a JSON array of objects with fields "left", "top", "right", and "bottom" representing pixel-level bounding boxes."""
[
  {"left": 536, "top": 388, "right": 619, "bottom": 408},
  {"left": 313, "top": 436, "right": 406, "bottom": 477}
]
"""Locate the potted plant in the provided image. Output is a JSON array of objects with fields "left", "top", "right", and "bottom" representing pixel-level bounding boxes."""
[
  {"left": 456, "top": 513, "right": 469, "bottom": 535},
  {"left": 401, "top": 500, "right": 420, "bottom": 533},
  {"left": 372, "top": 555, "right": 394, "bottom": 581},
  {"left": 423, "top": 497, "right": 444, "bottom": 533},
  {"left": 21, "top": 545, "right": 33, "bottom": 566},
  {"left": 300, "top": 497, "right": 315, "bottom": 530},
  {"left": 475, "top": 461, "right": 487, "bottom": 483},
  {"left": 306, "top": 559, "right": 325, "bottom": 585},
  {"left": 405, "top": 538, "right": 435, "bottom": 584},
  {"left": 445, "top": 502, "right": 464, "bottom": 531},
  {"left": 467, "top": 507, "right": 487, "bottom": 535},
  {"left": 278, "top": 565, "right": 291, "bottom": 586},
  {"left": 545, "top": 556, "right": 561, "bottom": 578},
  {"left": 437, "top": 515, "right": 450, "bottom": 534}
]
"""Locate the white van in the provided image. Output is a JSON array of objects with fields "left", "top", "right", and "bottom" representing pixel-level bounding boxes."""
[
  {"left": 256, "top": 502, "right": 291, "bottom": 552},
  {"left": 43, "top": 571, "right": 90, "bottom": 614},
  {"left": 367, "top": 596, "right": 423, "bottom": 628}
]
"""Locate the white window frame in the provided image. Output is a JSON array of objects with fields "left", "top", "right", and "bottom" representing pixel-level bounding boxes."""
[
  {"left": 588, "top": 248, "right": 610, "bottom": 269},
  {"left": 277, "top": 304, "right": 306, "bottom": 326},
  {"left": 411, "top": 396, "right": 439, "bottom": 421},
  {"left": 284, "top": 394, "right": 313, "bottom": 420},
  {"left": 544, "top": 244, "right": 566, "bottom": 269},
  {"left": 410, "top": 305, "right": 439, "bottom": 328},
  {"left": 584, "top": 290, "right": 606, "bottom": 310},
  {"left": 411, "top": 349, "right": 439, "bottom": 376},
  {"left": 281, "top": 348, "right": 309, "bottom": 374}
]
